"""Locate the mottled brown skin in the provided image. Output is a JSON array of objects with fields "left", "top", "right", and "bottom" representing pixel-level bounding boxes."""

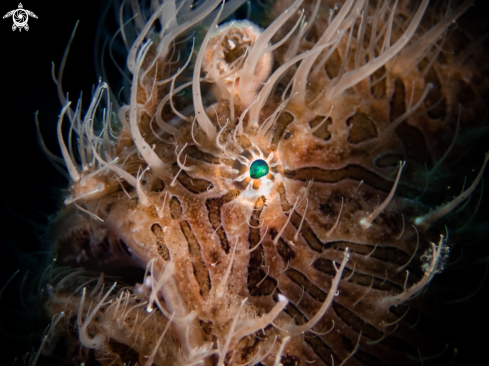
[{"left": 42, "top": 1, "right": 489, "bottom": 365}]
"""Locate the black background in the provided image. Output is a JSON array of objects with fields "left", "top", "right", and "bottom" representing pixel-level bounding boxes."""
[
  {"left": 0, "top": 0, "right": 104, "bottom": 362},
  {"left": 0, "top": 0, "right": 488, "bottom": 365}
]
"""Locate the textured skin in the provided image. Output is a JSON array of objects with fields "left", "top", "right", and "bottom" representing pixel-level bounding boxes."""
[{"left": 35, "top": 1, "right": 489, "bottom": 365}]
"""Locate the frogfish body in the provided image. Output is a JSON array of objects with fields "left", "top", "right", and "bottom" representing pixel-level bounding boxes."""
[{"left": 35, "top": 0, "right": 489, "bottom": 365}]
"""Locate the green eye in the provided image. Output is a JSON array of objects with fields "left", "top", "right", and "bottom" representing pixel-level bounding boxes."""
[{"left": 249, "top": 159, "right": 269, "bottom": 179}]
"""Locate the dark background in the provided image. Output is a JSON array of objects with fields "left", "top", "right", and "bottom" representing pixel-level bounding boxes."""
[
  {"left": 0, "top": 0, "right": 104, "bottom": 362},
  {"left": 0, "top": 0, "right": 488, "bottom": 365}
]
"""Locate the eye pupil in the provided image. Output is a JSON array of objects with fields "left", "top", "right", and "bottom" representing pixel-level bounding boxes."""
[{"left": 249, "top": 159, "right": 269, "bottom": 179}]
